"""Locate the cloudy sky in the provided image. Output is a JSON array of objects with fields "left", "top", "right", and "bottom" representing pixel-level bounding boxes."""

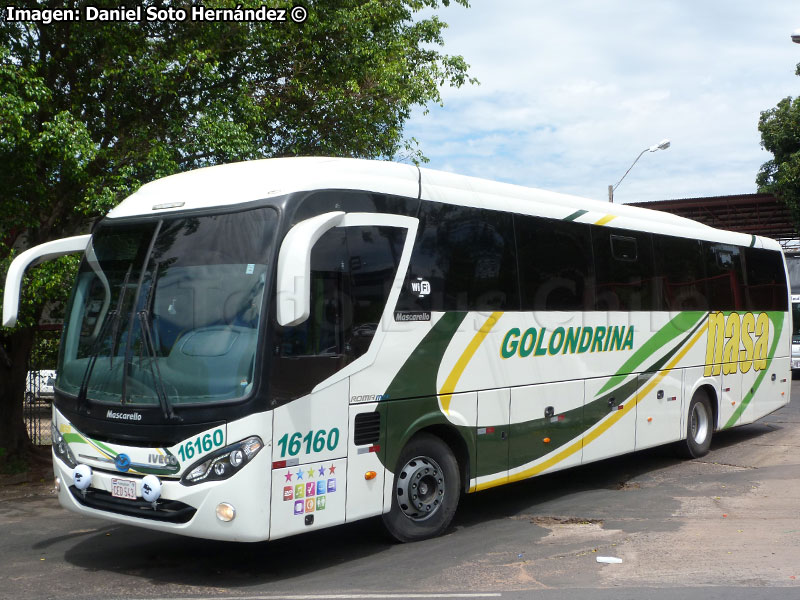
[{"left": 404, "top": 1, "right": 800, "bottom": 204}]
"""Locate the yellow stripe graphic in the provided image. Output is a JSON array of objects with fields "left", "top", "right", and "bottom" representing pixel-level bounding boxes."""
[
  {"left": 474, "top": 320, "right": 709, "bottom": 492},
  {"left": 85, "top": 437, "right": 115, "bottom": 461},
  {"left": 439, "top": 311, "right": 504, "bottom": 414},
  {"left": 594, "top": 214, "right": 618, "bottom": 226}
]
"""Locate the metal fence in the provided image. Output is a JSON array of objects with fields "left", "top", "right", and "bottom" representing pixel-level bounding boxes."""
[
  {"left": 24, "top": 369, "right": 52, "bottom": 446},
  {"left": 24, "top": 325, "right": 59, "bottom": 448}
]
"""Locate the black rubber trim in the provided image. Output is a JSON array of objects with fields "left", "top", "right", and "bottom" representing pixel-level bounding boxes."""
[{"left": 69, "top": 486, "right": 196, "bottom": 523}]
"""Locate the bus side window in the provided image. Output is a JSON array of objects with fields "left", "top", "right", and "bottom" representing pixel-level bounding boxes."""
[
  {"left": 344, "top": 226, "right": 406, "bottom": 359},
  {"left": 270, "top": 228, "right": 348, "bottom": 404},
  {"left": 278, "top": 228, "right": 348, "bottom": 357},
  {"left": 591, "top": 227, "right": 656, "bottom": 311},
  {"left": 516, "top": 215, "right": 592, "bottom": 311},
  {"left": 704, "top": 243, "right": 744, "bottom": 310},
  {"left": 653, "top": 235, "right": 708, "bottom": 311},
  {"left": 397, "top": 203, "right": 518, "bottom": 312},
  {"left": 270, "top": 225, "right": 407, "bottom": 403},
  {"left": 744, "top": 247, "right": 788, "bottom": 311}
]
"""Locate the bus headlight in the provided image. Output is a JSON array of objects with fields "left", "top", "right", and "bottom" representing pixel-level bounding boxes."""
[
  {"left": 51, "top": 424, "right": 77, "bottom": 468},
  {"left": 181, "top": 436, "right": 263, "bottom": 486}
]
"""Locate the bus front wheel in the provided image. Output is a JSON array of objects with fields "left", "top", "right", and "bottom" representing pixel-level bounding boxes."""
[
  {"left": 677, "top": 390, "right": 713, "bottom": 458},
  {"left": 383, "top": 433, "right": 460, "bottom": 542}
]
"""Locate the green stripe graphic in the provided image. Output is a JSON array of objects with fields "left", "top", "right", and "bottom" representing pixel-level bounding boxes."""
[
  {"left": 598, "top": 311, "right": 706, "bottom": 396},
  {"left": 563, "top": 209, "right": 588, "bottom": 221},
  {"left": 723, "top": 311, "right": 785, "bottom": 428}
]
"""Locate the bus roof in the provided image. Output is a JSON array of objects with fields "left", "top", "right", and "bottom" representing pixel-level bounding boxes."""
[{"left": 106, "top": 157, "right": 778, "bottom": 251}]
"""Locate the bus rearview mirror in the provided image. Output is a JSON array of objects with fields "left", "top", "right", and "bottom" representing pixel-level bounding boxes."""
[
  {"left": 3, "top": 235, "right": 92, "bottom": 328},
  {"left": 276, "top": 212, "right": 345, "bottom": 327}
]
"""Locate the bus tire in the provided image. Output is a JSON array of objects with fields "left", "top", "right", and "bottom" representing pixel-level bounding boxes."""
[
  {"left": 677, "top": 390, "right": 713, "bottom": 458},
  {"left": 383, "top": 433, "right": 460, "bottom": 543}
]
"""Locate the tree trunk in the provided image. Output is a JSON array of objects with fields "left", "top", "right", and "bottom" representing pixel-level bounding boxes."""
[{"left": 0, "top": 327, "right": 36, "bottom": 460}]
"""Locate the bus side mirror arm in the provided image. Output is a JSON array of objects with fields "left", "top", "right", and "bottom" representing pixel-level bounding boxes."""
[
  {"left": 276, "top": 212, "right": 345, "bottom": 327},
  {"left": 2, "top": 234, "right": 92, "bottom": 328}
]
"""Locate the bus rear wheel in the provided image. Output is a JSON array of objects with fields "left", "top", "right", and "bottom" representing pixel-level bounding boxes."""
[
  {"left": 677, "top": 390, "right": 713, "bottom": 458},
  {"left": 383, "top": 433, "right": 460, "bottom": 542}
]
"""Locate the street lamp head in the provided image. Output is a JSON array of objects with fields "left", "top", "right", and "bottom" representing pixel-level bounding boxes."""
[
  {"left": 792, "top": 28, "right": 800, "bottom": 44},
  {"left": 649, "top": 139, "right": 671, "bottom": 152},
  {"left": 609, "top": 137, "right": 671, "bottom": 202}
]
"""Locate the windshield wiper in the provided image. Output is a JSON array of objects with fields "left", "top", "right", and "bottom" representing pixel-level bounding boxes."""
[
  {"left": 108, "top": 264, "right": 133, "bottom": 369},
  {"left": 137, "top": 262, "right": 180, "bottom": 421},
  {"left": 77, "top": 264, "right": 133, "bottom": 413}
]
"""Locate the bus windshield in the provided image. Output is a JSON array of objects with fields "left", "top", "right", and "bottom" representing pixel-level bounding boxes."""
[{"left": 57, "top": 207, "right": 277, "bottom": 408}]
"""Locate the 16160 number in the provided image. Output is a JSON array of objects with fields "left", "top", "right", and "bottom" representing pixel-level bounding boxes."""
[
  {"left": 277, "top": 428, "right": 339, "bottom": 457},
  {"left": 177, "top": 428, "right": 224, "bottom": 462}
]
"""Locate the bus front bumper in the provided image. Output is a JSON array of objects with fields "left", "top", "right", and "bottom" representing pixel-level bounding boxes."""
[{"left": 52, "top": 449, "right": 272, "bottom": 542}]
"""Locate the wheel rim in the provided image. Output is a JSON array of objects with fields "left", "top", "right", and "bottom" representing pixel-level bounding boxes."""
[
  {"left": 395, "top": 455, "right": 445, "bottom": 521},
  {"left": 690, "top": 401, "right": 710, "bottom": 445}
]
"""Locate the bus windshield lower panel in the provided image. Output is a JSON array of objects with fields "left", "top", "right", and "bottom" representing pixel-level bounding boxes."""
[{"left": 57, "top": 207, "right": 277, "bottom": 408}]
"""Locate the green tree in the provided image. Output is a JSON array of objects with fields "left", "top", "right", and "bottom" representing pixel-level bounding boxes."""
[
  {"left": 0, "top": 0, "right": 474, "bottom": 464},
  {"left": 757, "top": 63, "right": 800, "bottom": 230}
]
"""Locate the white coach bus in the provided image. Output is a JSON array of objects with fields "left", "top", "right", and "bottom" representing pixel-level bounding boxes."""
[{"left": 3, "top": 158, "right": 791, "bottom": 542}]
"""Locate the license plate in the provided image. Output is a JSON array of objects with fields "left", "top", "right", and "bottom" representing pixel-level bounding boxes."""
[{"left": 111, "top": 478, "right": 137, "bottom": 500}]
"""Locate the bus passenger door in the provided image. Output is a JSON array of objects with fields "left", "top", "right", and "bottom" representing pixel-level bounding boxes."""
[
  {"left": 270, "top": 378, "right": 349, "bottom": 540},
  {"left": 270, "top": 226, "right": 352, "bottom": 539},
  {"left": 582, "top": 376, "right": 636, "bottom": 464},
  {"left": 272, "top": 210, "right": 420, "bottom": 536}
]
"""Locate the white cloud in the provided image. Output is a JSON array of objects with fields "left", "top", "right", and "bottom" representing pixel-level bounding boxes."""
[{"left": 406, "top": 0, "right": 800, "bottom": 203}]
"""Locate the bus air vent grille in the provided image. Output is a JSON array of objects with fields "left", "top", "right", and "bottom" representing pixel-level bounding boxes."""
[{"left": 354, "top": 412, "right": 381, "bottom": 446}]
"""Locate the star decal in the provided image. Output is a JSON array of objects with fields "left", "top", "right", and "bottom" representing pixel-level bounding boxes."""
[
  {"left": 284, "top": 472, "right": 293, "bottom": 482},
  {"left": 295, "top": 469, "right": 303, "bottom": 480},
  {"left": 307, "top": 467, "right": 315, "bottom": 479},
  {"left": 328, "top": 464, "right": 336, "bottom": 475},
  {"left": 318, "top": 466, "right": 326, "bottom": 477}
]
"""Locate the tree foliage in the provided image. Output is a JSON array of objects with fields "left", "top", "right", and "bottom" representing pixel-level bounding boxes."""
[
  {"left": 0, "top": 0, "right": 474, "bottom": 459},
  {"left": 757, "top": 63, "right": 800, "bottom": 230}
]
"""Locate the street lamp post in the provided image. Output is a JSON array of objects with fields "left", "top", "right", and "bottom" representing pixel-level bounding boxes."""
[
  {"left": 792, "top": 28, "right": 800, "bottom": 43},
  {"left": 608, "top": 139, "right": 671, "bottom": 203}
]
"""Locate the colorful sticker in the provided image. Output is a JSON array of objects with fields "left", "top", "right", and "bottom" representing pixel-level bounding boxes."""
[{"left": 288, "top": 465, "right": 339, "bottom": 516}]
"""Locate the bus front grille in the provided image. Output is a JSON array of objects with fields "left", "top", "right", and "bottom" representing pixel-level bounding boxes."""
[{"left": 69, "top": 486, "right": 196, "bottom": 523}]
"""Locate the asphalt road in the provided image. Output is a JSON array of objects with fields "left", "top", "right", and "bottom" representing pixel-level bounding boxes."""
[{"left": 2, "top": 383, "right": 800, "bottom": 600}]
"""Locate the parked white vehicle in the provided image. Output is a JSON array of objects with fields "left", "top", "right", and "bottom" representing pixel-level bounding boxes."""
[
  {"left": 792, "top": 295, "right": 800, "bottom": 373},
  {"left": 26, "top": 370, "right": 56, "bottom": 404}
]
